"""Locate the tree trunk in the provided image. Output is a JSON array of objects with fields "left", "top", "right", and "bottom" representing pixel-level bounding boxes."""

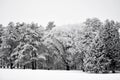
[
  {"left": 10, "top": 63, "right": 13, "bottom": 69},
  {"left": 23, "top": 65, "right": 26, "bottom": 69},
  {"left": 7, "top": 65, "right": 9, "bottom": 68},
  {"left": 111, "top": 59, "right": 116, "bottom": 73},
  {"left": 17, "top": 63, "right": 19, "bottom": 68},
  {"left": 32, "top": 61, "right": 34, "bottom": 69},
  {"left": 66, "top": 65, "right": 70, "bottom": 70},
  {"left": 81, "top": 67, "right": 85, "bottom": 72},
  {"left": 3, "top": 66, "right": 5, "bottom": 68},
  {"left": 32, "top": 60, "right": 36, "bottom": 70},
  {"left": 112, "top": 70, "right": 115, "bottom": 73}
]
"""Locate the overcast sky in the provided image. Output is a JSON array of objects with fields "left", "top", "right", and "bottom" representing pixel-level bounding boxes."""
[{"left": 0, "top": 0, "right": 120, "bottom": 27}]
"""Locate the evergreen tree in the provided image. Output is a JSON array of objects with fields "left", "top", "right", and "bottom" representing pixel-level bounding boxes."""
[{"left": 100, "top": 20, "right": 120, "bottom": 73}]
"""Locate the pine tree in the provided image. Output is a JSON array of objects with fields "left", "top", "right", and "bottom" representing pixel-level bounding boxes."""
[{"left": 100, "top": 20, "right": 120, "bottom": 73}]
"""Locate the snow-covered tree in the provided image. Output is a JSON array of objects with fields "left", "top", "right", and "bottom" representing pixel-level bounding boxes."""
[
  {"left": 10, "top": 22, "right": 47, "bottom": 69},
  {"left": 81, "top": 18, "right": 103, "bottom": 72},
  {"left": 43, "top": 23, "right": 86, "bottom": 70},
  {"left": 0, "top": 22, "right": 20, "bottom": 68},
  {"left": 99, "top": 20, "right": 120, "bottom": 73}
]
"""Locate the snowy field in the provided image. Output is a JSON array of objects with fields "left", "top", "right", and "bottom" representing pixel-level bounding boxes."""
[{"left": 0, "top": 69, "right": 120, "bottom": 80}]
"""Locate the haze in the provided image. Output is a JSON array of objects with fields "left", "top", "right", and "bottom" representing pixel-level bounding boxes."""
[{"left": 0, "top": 0, "right": 120, "bottom": 27}]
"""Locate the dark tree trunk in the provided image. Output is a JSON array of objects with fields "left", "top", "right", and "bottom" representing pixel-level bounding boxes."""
[
  {"left": 82, "top": 68, "right": 85, "bottom": 72},
  {"left": 82, "top": 69, "right": 85, "bottom": 72},
  {"left": 7, "top": 65, "right": 9, "bottom": 68},
  {"left": 111, "top": 59, "right": 116, "bottom": 73},
  {"left": 32, "top": 60, "right": 36, "bottom": 70},
  {"left": 66, "top": 65, "right": 70, "bottom": 70},
  {"left": 23, "top": 65, "right": 26, "bottom": 69},
  {"left": 10, "top": 63, "right": 13, "bottom": 69},
  {"left": 112, "top": 70, "right": 115, "bottom": 73},
  {"left": 81, "top": 64, "right": 85, "bottom": 72},
  {"left": 32, "top": 61, "right": 34, "bottom": 69},
  {"left": 95, "top": 70, "right": 99, "bottom": 73}
]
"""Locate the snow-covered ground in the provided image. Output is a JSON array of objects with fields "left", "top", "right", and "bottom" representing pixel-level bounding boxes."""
[{"left": 0, "top": 69, "right": 120, "bottom": 80}]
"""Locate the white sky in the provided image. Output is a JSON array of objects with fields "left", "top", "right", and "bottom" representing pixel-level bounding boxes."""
[{"left": 0, "top": 0, "right": 120, "bottom": 27}]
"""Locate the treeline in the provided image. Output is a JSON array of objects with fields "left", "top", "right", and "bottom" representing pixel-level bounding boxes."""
[{"left": 0, "top": 18, "right": 120, "bottom": 73}]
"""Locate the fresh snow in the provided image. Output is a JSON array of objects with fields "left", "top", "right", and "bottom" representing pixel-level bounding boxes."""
[{"left": 0, "top": 69, "right": 120, "bottom": 80}]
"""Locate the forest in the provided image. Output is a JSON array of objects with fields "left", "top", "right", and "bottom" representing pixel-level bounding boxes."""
[{"left": 0, "top": 18, "right": 120, "bottom": 73}]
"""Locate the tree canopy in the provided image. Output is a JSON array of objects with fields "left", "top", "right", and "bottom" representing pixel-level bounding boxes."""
[{"left": 0, "top": 18, "right": 120, "bottom": 73}]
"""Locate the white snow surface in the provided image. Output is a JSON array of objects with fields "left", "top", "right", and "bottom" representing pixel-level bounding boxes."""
[{"left": 0, "top": 69, "right": 120, "bottom": 80}]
